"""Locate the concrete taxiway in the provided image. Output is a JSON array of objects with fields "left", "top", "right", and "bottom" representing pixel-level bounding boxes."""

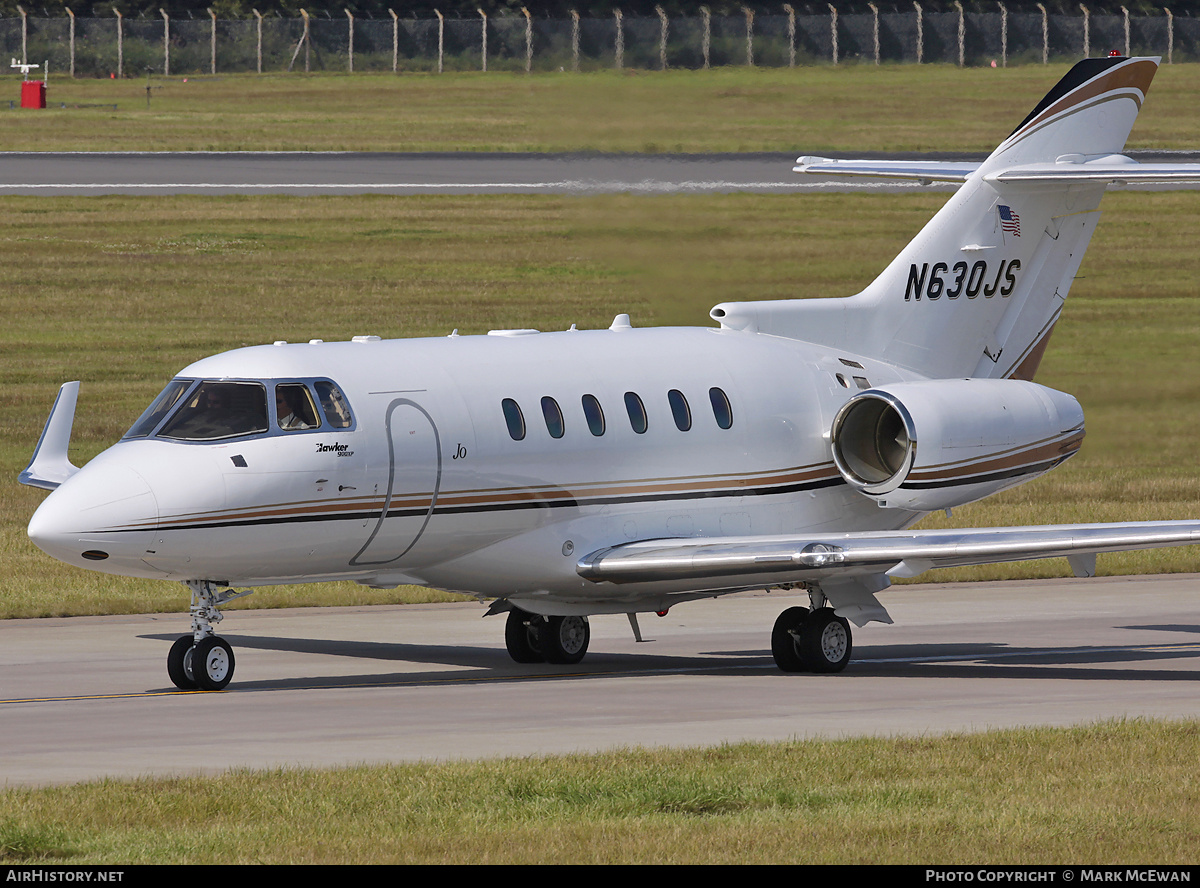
[{"left": 1, "top": 573, "right": 1197, "bottom": 787}]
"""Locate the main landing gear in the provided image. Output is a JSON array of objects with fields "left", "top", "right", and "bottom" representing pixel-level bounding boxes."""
[
  {"left": 166, "top": 580, "right": 251, "bottom": 691},
  {"left": 771, "top": 604, "right": 852, "bottom": 674},
  {"left": 504, "top": 607, "right": 590, "bottom": 665}
]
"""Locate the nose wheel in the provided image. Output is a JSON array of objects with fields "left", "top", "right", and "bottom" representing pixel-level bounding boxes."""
[
  {"left": 167, "top": 580, "right": 250, "bottom": 691},
  {"left": 167, "top": 634, "right": 236, "bottom": 691}
]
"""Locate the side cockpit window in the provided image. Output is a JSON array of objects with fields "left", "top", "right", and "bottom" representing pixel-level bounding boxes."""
[
  {"left": 275, "top": 383, "right": 320, "bottom": 431},
  {"left": 158, "top": 382, "right": 269, "bottom": 441},
  {"left": 315, "top": 380, "right": 353, "bottom": 429}
]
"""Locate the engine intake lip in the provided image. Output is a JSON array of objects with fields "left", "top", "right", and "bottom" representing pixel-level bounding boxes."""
[{"left": 830, "top": 390, "right": 917, "bottom": 496}]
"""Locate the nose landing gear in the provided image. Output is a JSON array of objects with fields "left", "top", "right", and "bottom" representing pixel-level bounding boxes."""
[{"left": 166, "top": 580, "right": 251, "bottom": 691}]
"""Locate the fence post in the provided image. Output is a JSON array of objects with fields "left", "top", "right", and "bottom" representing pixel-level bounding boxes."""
[
  {"left": 571, "top": 9, "right": 580, "bottom": 72},
  {"left": 114, "top": 7, "right": 123, "bottom": 78},
  {"left": 1165, "top": 7, "right": 1173, "bottom": 65},
  {"left": 915, "top": 2, "right": 923, "bottom": 64},
  {"left": 828, "top": 4, "right": 838, "bottom": 65},
  {"left": 744, "top": 7, "right": 754, "bottom": 67},
  {"left": 1079, "top": 5, "right": 1089, "bottom": 57},
  {"left": 390, "top": 9, "right": 398, "bottom": 73},
  {"left": 1036, "top": 3, "right": 1047, "bottom": 64},
  {"left": 160, "top": 9, "right": 169, "bottom": 76},
  {"left": 66, "top": 7, "right": 75, "bottom": 77},
  {"left": 656, "top": 5, "right": 668, "bottom": 70},
  {"left": 288, "top": 9, "right": 311, "bottom": 73},
  {"left": 783, "top": 4, "right": 795, "bottom": 68},
  {"left": 435, "top": 10, "right": 444, "bottom": 74},
  {"left": 479, "top": 8, "right": 487, "bottom": 73},
  {"left": 523, "top": 7, "right": 533, "bottom": 74},
  {"left": 868, "top": 3, "right": 879, "bottom": 65},
  {"left": 615, "top": 10, "right": 624, "bottom": 71},
  {"left": 346, "top": 10, "right": 354, "bottom": 73},
  {"left": 701, "top": 6, "right": 710, "bottom": 70},
  {"left": 254, "top": 9, "right": 263, "bottom": 73},
  {"left": 954, "top": 1, "right": 964, "bottom": 67},
  {"left": 1000, "top": 2, "right": 1007, "bottom": 66},
  {"left": 17, "top": 5, "right": 26, "bottom": 65},
  {"left": 1121, "top": 5, "right": 1129, "bottom": 57},
  {"left": 208, "top": 8, "right": 217, "bottom": 75}
]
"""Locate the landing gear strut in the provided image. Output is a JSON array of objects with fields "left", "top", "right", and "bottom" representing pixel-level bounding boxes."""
[
  {"left": 166, "top": 580, "right": 250, "bottom": 691},
  {"left": 503, "top": 607, "right": 590, "bottom": 666},
  {"left": 771, "top": 603, "right": 852, "bottom": 674}
]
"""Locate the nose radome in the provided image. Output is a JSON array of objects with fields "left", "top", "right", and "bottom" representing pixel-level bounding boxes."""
[{"left": 27, "top": 462, "right": 159, "bottom": 572}]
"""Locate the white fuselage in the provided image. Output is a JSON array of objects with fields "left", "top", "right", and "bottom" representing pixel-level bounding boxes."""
[{"left": 28, "top": 323, "right": 929, "bottom": 608}]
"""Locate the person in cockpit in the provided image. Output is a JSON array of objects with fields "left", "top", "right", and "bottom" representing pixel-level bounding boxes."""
[{"left": 276, "top": 386, "right": 318, "bottom": 431}]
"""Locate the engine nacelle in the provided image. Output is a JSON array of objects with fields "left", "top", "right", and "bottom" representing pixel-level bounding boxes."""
[{"left": 830, "top": 378, "right": 1084, "bottom": 512}]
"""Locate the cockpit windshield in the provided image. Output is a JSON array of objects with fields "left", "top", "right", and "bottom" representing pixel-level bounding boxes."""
[
  {"left": 125, "top": 378, "right": 195, "bottom": 439},
  {"left": 157, "top": 381, "right": 269, "bottom": 441},
  {"left": 124, "top": 377, "right": 355, "bottom": 442}
]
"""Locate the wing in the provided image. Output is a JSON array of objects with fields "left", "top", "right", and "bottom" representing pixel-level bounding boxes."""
[{"left": 577, "top": 521, "right": 1200, "bottom": 625}]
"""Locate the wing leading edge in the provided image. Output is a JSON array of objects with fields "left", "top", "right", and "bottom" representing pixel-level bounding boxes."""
[{"left": 577, "top": 520, "right": 1200, "bottom": 586}]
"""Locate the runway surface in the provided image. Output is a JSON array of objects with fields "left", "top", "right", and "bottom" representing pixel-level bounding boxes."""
[
  {"left": 2, "top": 574, "right": 1198, "bottom": 786},
  {"left": 2, "top": 150, "right": 1198, "bottom": 195}
]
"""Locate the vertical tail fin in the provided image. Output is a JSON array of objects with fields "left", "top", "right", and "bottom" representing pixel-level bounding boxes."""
[{"left": 713, "top": 57, "right": 1162, "bottom": 381}]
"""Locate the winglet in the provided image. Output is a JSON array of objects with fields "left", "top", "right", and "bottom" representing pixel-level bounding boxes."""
[{"left": 19, "top": 382, "right": 81, "bottom": 491}]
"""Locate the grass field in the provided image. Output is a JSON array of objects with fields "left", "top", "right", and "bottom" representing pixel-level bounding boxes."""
[
  {"left": 1, "top": 720, "right": 1197, "bottom": 864},
  {"left": 2, "top": 63, "right": 1200, "bottom": 153}
]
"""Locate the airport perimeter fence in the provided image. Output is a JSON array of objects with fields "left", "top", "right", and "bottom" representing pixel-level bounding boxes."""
[{"left": 1, "top": 6, "right": 1197, "bottom": 79}]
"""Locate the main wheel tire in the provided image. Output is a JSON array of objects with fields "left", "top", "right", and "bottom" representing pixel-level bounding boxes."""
[
  {"left": 191, "top": 636, "right": 236, "bottom": 690},
  {"left": 799, "top": 608, "right": 852, "bottom": 674},
  {"left": 539, "top": 615, "right": 590, "bottom": 665},
  {"left": 505, "top": 608, "right": 545, "bottom": 663},
  {"left": 770, "top": 606, "right": 810, "bottom": 672},
  {"left": 167, "top": 635, "right": 198, "bottom": 690}
]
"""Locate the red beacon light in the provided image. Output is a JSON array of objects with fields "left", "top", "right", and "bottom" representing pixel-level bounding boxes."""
[{"left": 1109, "top": 50, "right": 1123, "bottom": 57}]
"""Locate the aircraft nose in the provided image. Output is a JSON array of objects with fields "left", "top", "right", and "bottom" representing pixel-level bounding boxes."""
[{"left": 27, "top": 463, "right": 160, "bottom": 573}]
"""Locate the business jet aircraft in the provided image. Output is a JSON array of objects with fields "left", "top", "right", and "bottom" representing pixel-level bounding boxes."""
[{"left": 21, "top": 55, "right": 1200, "bottom": 691}]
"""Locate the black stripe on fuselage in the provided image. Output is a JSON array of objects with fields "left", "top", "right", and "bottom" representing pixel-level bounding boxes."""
[
  {"left": 104, "top": 475, "right": 848, "bottom": 534},
  {"left": 899, "top": 456, "right": 1068, "bottom": 491}
]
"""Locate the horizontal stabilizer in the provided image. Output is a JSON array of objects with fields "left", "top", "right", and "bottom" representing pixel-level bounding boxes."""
[
  {"left": 796, "top": 154, "right": 1200, "bottom": 188},
  {"left": 577, "top": 521, "right": 1200, "bottom": 585},
  {"left": 986, "top": 155, "right": 1200, "bottom": 186},
  {"left": 794, "top": 156, "right": 978, "bottom": 183},
  {"left": 19, "top": 381, "right": 81, "bottom": 491}
]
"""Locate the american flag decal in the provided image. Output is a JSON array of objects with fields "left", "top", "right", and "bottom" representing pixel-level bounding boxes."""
[{"left": 998, "top": 205, "right": 1021, "bottom": 237}]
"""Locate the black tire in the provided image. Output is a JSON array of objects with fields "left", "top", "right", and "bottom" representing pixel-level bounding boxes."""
[
  {"left": 191, "top": 636, "right": 236, "bottom": 690},
  {"left": 167, "top": 635, "right": 198, "bottom": 690},
  {"left": 799, "top": 608, "right": 852, "bottom": 674},
  {"left": 770, "top": 606, "right": 810, "bottom": 672},
  {"left": 505, "top": 608, "right": 545, "bottom": 664},
  {"left": 539, "top": 615, "right": 590, "bottom": 665}
]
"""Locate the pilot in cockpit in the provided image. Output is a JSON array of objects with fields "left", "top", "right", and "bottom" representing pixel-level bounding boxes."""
[{"left": 276, "top": 386, "right": 319, "bottom": 431}]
